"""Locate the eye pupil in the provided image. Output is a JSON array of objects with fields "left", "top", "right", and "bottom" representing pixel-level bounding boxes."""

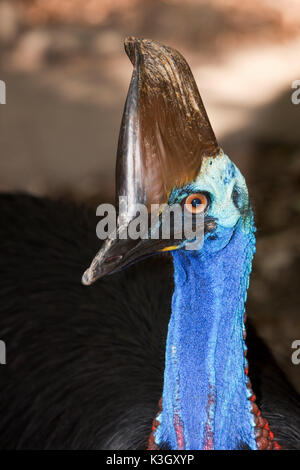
[{"left": 192, "top": 198, "right": 201, "bottom": 207}]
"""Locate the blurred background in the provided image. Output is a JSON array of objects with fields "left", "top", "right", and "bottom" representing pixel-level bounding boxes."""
[{"left": 0, "top": 0, "right": 299, "bottom": 390}]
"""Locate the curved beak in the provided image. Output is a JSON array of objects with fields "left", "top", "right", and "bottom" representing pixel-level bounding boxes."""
[
  {"left": 82, "top": 231, "right": 177, "bottom": 285},
  {"left": 82, "top": 37, "right": 219, "bottom": 285}
]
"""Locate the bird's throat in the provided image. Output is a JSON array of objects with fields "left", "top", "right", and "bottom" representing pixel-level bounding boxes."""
[{"left": 153, "top": 221, "right": 258, "bottom": 450}]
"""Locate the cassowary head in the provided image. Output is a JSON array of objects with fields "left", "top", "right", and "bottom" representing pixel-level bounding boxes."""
[
  {"left": 82, "top": 37, "right": 251, "bottom": 284},
  {"left": 82, "top": 38, "right": 277, "bottom": 451}
]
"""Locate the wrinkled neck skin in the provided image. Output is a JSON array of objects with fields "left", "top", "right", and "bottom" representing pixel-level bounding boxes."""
[{"left": 155, "top": 216, "right": 257, "bottom": 450}]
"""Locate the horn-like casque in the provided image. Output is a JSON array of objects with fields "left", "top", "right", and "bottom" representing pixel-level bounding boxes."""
[{"left": 117, "top": 37, "right": 220, "bottom": 214}]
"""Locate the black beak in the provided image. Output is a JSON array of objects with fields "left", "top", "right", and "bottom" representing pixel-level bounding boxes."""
[
  {"left": 82, "top": 37, "right": 219, "bottom": 285},
  {"left": 82, "top": 233, "right": 177, "bottom": 285}
]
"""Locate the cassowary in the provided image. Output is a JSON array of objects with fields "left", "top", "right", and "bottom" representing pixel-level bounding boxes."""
[{"left": 0, "top": 38, "right": 299, "bottom": 450}]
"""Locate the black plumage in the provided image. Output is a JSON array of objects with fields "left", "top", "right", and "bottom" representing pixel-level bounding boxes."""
[{"left": 0, "top": 193, "right": 299, "bottom": 449}]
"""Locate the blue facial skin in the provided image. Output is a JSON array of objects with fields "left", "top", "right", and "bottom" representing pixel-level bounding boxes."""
[{"left": 155, "top": 153, "right": 257, "bottom": 450}]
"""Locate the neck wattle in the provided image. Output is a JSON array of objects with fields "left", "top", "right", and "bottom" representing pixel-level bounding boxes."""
[{"left": 154, "top": 219, "right": 258, "bottom": 450}]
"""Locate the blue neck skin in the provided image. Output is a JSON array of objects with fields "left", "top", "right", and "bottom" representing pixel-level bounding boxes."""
[{"left": 155, "top": 218, "right": 257, "bottom": 450}]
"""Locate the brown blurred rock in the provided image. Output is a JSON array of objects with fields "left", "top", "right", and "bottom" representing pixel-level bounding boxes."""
[
  {"left": 0, "top": 0, "right": 20, "bottom": 44},
  {"left": 11, "top": 29, "right": 51, "bottom": 69}
]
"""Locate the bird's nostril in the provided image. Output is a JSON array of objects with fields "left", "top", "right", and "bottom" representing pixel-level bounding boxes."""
[{"left": 104, "top": 255, "right": 123, "bottom": 265}]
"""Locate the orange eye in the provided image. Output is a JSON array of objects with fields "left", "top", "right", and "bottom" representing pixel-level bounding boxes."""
[{"left": 184, "top": 193, "right": 208, "bottom": 214}]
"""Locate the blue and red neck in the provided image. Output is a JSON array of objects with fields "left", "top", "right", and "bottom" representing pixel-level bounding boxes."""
[{"left": 150, "top": 217, "right": 275, "bottom": 450}]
